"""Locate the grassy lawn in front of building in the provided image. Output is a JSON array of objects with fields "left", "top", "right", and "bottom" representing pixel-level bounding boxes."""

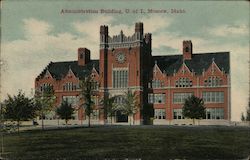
[{"left": 2, "top": 125, "right": 250, "bottom": 160}]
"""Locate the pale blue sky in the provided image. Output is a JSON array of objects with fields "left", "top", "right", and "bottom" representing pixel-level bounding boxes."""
[{"left": 1, "top": 0, "right": 249, "bottom": 121}]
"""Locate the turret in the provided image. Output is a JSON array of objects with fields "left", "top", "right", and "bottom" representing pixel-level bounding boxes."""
[
  {"left": 135, "top": 22, "right": 143, "bottom": 40},
  {"left": 100, "top": 25, "right": 109, "bottom": 44}
]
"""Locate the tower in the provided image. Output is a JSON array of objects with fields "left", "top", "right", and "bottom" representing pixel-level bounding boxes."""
[
  {"left": 98, "top": 22, "right": 152, "bottom": 125},
  {"left": 99, "top": 25, "right": 109, "bottom": 89}
]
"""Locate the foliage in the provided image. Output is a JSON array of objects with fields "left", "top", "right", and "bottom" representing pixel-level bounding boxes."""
[
  {"left": 182, "top": 95, "right": 206, "bottom": 124},
  {"left": 100, "top": 95, "right": 117, "bottom": 124},
  {"left": 4, "top": 91, "right": 37, "bottom": 132},
  {"left": 80, "top": 76, "right": 94, "bottom": 127},
  {"left": 241, "top": 112, "right": 245, "bottom": 121},
  {"left": 245, "top": 101, "right": 250, "bottom": 121},
  {"left": 242, "top": 101, "right": 250, "bottom": 122},
  {"left": 120, "top": 89, "right": 138, "bottom": 125},
  {"left": 34, "top": 86, "right": 56, "bottom": 117},
  {"left": 56, "top": 100, "right": 74, "bottom": 124},
  {"left": 34, "top": 86, "right": 56, "bottom": 130}
]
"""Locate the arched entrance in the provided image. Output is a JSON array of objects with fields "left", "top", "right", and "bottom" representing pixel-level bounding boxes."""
[
  {"left": 113, "top": 95, "right": 128, "bottom": 123},
  {"left": 116, "top": 110, "right": 128, "bottom": 122}
]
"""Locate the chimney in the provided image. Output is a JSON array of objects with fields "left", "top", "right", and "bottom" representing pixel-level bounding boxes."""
[
  {"left": 78, "top": 48, "right": 90, "bottom": 66},
  {"left": 183, "top": 40, "right": 193, "bottom": 60}
]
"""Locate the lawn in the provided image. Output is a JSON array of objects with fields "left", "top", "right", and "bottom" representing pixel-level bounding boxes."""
[{"left": 2, "top": 125, "right": 250, "bottom": 160}]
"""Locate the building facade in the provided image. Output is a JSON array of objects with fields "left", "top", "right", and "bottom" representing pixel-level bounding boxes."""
[{"left": 35, "top": 22, "right": 230, "bottom": 125}]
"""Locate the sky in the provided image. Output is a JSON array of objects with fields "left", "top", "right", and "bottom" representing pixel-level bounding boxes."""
[{"left": 0, "top": 0, "right": 249, "bottom": 121}]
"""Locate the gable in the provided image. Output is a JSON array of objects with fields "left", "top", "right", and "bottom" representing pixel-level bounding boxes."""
[
  {"left": 153, "top": 52, "right": 229, "bottom": 76},
  {"left": 176, "top": 62, "right": 192, "bottom": 76},
  {"left": 36, "top": 60, "right": 99, "bottom": 81}
]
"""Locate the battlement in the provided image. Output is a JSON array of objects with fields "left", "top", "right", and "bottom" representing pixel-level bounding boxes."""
[
  {"left": 108, "top": 31, "right": 139, "bottom": 44},
  {"left": 100, "top": 22, "right": 151, "bottom": 49}
]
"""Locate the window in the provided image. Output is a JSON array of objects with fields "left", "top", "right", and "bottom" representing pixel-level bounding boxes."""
[
  {"left": 202, "top": 91, "right": 224, "bottom": 103},
  {"left": 173, "top": 92, "right": 193, "bottom": 104},
  {"left": 148, "top": 82, "right": 152, "bottom": 88},
  {"left": 154, "top": 109, "right": 166, "bottom": 119},
  {"left": 175, "top": 78, "right": 192, "bottom": 87},
  {"left": 148, "top": 94, "right": 154, "bottom": 104},
  {"left": 114, "top": 96, "right": 126, "bottom": 104},
  {"left": 91, "top": 81, "right": 99, "bottom": 90},
  {"left": 63, "top": 82, "right": 78, "bottom": 91},
  {"left": 148, "top": 93, "right": 166, "bottom": 104},
  {"left": 40, "top": 83, "right": 53, "bottom": 92},
  {"left": 91, "top": 95, "right": 99, "bottom": 105},
  {"left": 62, "top": 96, "right": 79, "bottom": 106},
  {"left": 90, "top": 110, "right": 99, "bottom": 120},
  {"left": 72, "top": 112, "right": 78, "bottom": 120},
  {"left": 204, "top": 76, "right": 222, "bottom": 87},
  {"left": 152, "top": 80, "right": 163, "bottom": 88},
  {"left": 112, "top": 68, "right": 128, "bottom": 88},
  {"left": 185, "top": 47, "right": 189, "bottom": 52},
  {"left": 173, "top": 109, "right": 184, "bottom": 119},
  {"left": 205, "top": 108, "right": 224, "bottom": 119}
]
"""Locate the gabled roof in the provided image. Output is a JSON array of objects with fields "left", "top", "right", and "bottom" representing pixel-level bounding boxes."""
[
  {"left": 36, "top": 60, "right": 99, "bottom": 80},
  {"left": 153, "top": 52, "right": 229, "bottom": 75}
]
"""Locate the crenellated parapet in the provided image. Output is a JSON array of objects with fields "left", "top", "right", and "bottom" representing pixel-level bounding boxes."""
[{"left": 100, "top": 22, "right": 151, "bottom": 49}]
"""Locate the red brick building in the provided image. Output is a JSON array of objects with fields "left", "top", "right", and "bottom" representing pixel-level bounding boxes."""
[{"left": 35, "top": 22, "right": 230, "bottom": 125}]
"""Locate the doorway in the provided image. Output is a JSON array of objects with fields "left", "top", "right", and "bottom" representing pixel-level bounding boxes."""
[{"left": 116, "top": 111, "right": 128, "bottom": 122}]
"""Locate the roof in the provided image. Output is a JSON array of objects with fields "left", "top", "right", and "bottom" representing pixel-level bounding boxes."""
[
  {"left": 153, "top": 52, "right": 230, "bottom": 75},
  {"left": 36, "top": 52, "right": 229, "bottom": 81},
  {"left": 36, "top": 60, "right": 99, "bottom": 80}
]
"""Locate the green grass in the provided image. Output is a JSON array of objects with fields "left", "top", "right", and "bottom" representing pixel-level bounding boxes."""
[{"left": 2, "top": 125, "right": 250, "bottom": 159}]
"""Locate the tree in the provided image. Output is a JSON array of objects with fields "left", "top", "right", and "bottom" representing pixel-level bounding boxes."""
[
  {"left": 80, "top": 77, "right": 94, "bottom": 127},
  {"left": 182, "top": 95, "right": 206, "bottom": 125},
  {"left": 34, "top": 86, "right": 56, "bottom": 130},
  {"left": 241, "top": 112, "right": 245, "bottom": 121},
  {"left": 100, "top": 95, "right": 117, "bottom": 125},
  {"left": 120, "top": 89, "right": 138, "bottom": 125},
  {"left": 56, "top": 100, "right": 74, "bottom": 125},
  {"left": 4, "top": 91, "right": 37, "bottom": 133},
  {"left": 242, "top": 101, "right": 250, "bottom": 124},
  {"left": 245, "top": 101, "right": 250, "bottom": 121}
]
